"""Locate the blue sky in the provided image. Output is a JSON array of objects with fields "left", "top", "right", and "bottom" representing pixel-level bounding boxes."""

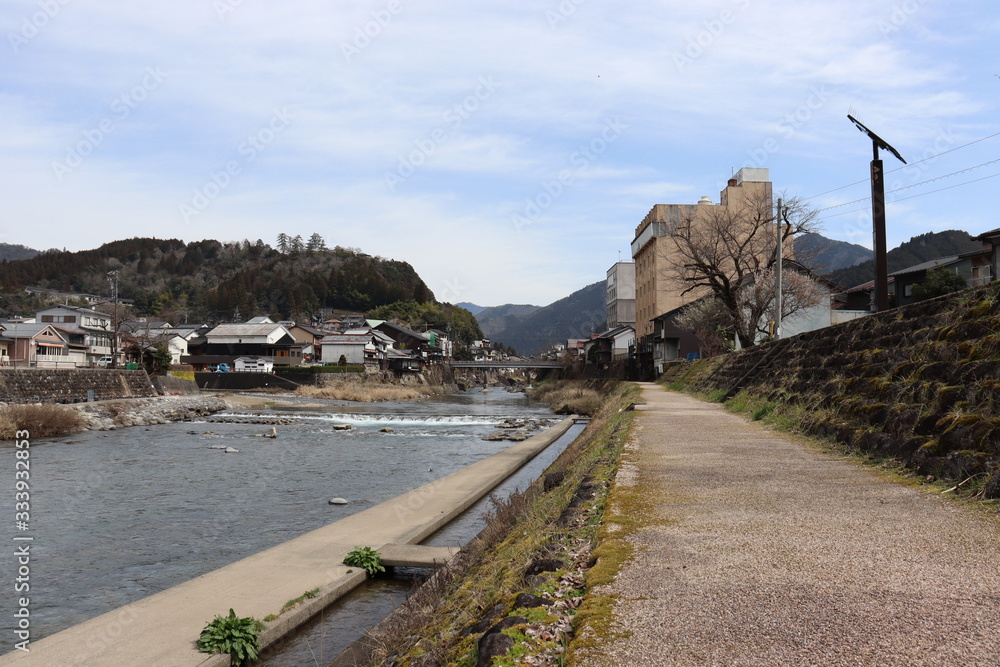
[{"left": 2, "top": 0, "right": 998, "bottom": 307}]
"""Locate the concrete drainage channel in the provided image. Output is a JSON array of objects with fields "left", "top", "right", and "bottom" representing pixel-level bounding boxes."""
[{"left": 257, "top": 419, "right": 588, "bottom": 667}]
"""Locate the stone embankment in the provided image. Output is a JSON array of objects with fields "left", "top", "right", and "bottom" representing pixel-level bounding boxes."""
[
  {"left": 0, "top": 368, "right": 157, "bottom": 403},
  {"left": 662, "top": 280, "right": 1000, "bottom": 496},
  {"left": 70, "top": 395, "right": 229, "bottom": 431}
]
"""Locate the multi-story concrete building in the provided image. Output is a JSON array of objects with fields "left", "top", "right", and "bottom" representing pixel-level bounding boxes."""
[
  {"left": 605, "top": 261, "right": 636, "bottom": 329},
  {"left": 630, "top": 168, "right": 773, "bottom": 340}
]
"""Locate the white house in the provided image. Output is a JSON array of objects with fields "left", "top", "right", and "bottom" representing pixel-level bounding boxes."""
[
  {"left": 36, "top": 305, "right": 114, "bottom": 364},
  {"left": 234, "top": 356, "right": 274, "bottom": 373},
  {"left": 204, "top": 323, "right": 292, "bottom": 346}
]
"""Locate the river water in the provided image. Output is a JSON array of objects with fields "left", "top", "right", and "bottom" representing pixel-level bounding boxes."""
[{"left": 0, "top": 389, "right": 575, "bottom": 659}]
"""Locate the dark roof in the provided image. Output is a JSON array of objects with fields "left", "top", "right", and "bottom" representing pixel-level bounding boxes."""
[
  {"left": 972, "top": 228, "right": 1000, "bottom": 241},
  {"left": 375, "top": 321, "right": 429, "bottom": 342},
  {"left": 888, "top": 256, "right": 959, "bottom": 278}
]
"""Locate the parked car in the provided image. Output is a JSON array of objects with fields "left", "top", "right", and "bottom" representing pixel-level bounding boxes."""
[
  {"left": 208, "top": 363, "right": 231, "bottom": 373},
  {"left": 96, "top": 356, "right": 116, "bottom": 367}
]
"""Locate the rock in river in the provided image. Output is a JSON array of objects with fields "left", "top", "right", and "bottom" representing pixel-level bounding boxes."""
[{"left": 329, "top": 497, "right": 348, "bottom": 505}]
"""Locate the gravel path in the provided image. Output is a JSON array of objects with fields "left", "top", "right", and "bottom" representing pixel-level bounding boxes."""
[{"left": 577, "top": 383, "right": 1000, "bottom": 666}]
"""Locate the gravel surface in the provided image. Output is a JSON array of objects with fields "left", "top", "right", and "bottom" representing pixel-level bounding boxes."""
[{"left": 576, "top": 383, "right": 1000, "bottom": 666}]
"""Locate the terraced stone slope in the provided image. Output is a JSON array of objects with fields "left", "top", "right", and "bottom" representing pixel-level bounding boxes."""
[{"left": 662, "top": 281, "right": 1000, "bottom": 497}]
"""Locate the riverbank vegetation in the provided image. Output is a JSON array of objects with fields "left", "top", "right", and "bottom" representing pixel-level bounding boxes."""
[
  {"left": 0, "top": 403, "right": 85, "bottom": 439},
  {"left": 528, "top": 380, "right": 604, "bottom": 416},
  {"left": 349, "top": 380, "right": 639, "bottom": 665}
]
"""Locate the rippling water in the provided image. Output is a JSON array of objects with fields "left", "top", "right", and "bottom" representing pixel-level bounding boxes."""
[{"left": 0, "top": 389, "right": 563, "bottom": 655}]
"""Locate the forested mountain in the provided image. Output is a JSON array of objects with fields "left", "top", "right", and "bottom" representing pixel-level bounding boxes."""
[
  {"left": 796, "top": 233, "right": 871, "bottom": 273},
  {"left": 455, "top": 302, "right": 486, "bottom": 316},
  {"left": 0, "top": 237, "right": 438, "bottom": 323},
  {"left": 491, "top": 281, "right": 605, "bottom": 357},
  {"left": 824, "top": 230, "right": 980, "bottom": 289},
  {"left": 475, "top": 303, "right": 541, "bottom": 339},
  {"left": 0, "top": 243, "right": 40, "bottom": 262}
]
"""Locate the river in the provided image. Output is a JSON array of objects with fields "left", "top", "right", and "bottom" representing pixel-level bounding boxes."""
[{"left": 0, "top": 389, "right": 576, "bottom": 661}]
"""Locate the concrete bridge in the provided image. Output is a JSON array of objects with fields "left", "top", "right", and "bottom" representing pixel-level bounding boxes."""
[{"left": 449, "top": 360, "right": 563, "bottom": 369}]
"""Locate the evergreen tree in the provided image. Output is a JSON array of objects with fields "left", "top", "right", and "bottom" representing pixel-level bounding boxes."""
[{"left": 307, "top": 233, "right": 327, "bottom": 252}]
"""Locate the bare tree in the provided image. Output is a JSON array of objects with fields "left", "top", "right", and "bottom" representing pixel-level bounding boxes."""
[
  {"left": 663, "top": 193, "right": 822, "bottom": 348},
  {"left": 737, "top": 264, "right": 828, "bottom": 343},
  {"left": 673, "top": 298, "right": 734, "bottom": 357}
]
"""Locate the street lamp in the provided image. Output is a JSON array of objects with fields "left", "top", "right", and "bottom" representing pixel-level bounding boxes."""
[{"left": 847, "top": 114, "right": 907, "bottom": 312}]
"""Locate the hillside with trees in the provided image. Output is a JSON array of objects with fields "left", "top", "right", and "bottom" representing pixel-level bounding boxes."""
[
  {"left": 491, "top": 281, "right": 606, "bottom": 357},
  {"left": 475, "top": 303, "right": 541, "bottom": 339},
  {"left": 824, "top": 230, "right": 980, "bottom": 289},
  {"left": 0, "top": 243, "right": 41, "bottom": 262},
  {"left": 368, "top": 301, "right": 484, "bottom": 344},
  {"left": 0, "top": 236, "right": 440, "bottom": 323}
]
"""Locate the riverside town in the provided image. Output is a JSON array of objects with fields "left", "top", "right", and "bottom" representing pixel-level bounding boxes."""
[{"left": 2, "top": 3, "right": 1000, "bottom": 665}]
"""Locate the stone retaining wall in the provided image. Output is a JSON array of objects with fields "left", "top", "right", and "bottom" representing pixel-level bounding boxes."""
[
  {"left": 0, "top": 368, "right": 157, "bottom": 403},
  {"left": 661, "top": 281, "right": 1000, "bottom": 494}
]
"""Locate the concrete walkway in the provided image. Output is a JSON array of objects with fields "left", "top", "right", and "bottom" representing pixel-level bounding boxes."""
[
  {"left": 1, "top": 417, "right": 578, "bottom": 666},
  {"left": 578, "top": 384, "right": 1000, "bottom": 666}
]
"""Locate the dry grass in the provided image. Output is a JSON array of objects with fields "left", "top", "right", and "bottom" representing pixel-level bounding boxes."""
[
  {"left": 295, "top": 382, "right": 440, "bottom": 403},
  {"left": 0, "top": 403, "right": 86, "bottom": 440},
  {"left": 530, "top": 381, "right": 604, "bottom": 416},
  {"left": 362, "top": 382, "right": 640, "bottom": 666}
]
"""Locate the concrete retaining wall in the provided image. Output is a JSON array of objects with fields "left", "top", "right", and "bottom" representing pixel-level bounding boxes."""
[{"left": 0, "top": 368, "right": 157, "bottom": 403}]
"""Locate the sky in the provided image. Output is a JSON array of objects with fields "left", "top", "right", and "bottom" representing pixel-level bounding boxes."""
[{"left": 2, "top": 1, "right": 998, "bottom": 308}]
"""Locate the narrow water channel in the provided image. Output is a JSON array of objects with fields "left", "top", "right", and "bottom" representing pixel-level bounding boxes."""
[
  {"left": 260, "top": 419, "right": 585, "bottom": 666},
  {"left": 0, "top": 389, "right": 563, "bottom": 656}
]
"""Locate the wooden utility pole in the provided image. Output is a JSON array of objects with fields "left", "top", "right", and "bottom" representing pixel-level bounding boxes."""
[{"left": 848, "top": 114, "right": 907, "bottom": 312}]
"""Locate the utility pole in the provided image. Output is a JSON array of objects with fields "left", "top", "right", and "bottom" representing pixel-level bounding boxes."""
[
  {"left": 107, "top": 270, "right": 119, "bottom": 369},
  {"left": 848, "top": 114, "right": 907, "bottom": 312}
]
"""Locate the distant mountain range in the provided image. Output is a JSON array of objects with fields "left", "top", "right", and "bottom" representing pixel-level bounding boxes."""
[
  {"left": 455, "top": 302, "right": 487, "bottom": 316},
  {"left": 475, "top": 304, "right": 542, "bottom": 339},
  {"left": 0, "top": 243, "right": 42, "bottom": 262},
  {"left": 481, "top": 282, "right": 606, "bottom": 357}
]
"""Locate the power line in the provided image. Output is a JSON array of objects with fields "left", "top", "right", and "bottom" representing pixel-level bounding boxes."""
[
  {"left": 816, "top": 157, "right": 1000, "bottom": 213},
  {"left": 820, "top": 171, "right": 1000, "bottom": 219},
  {"left": 804, "top": 130, "right": 1000, "bottom": 200}
]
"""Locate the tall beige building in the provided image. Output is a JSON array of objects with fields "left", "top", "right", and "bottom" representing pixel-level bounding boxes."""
[{"left": 630, "top": 168, "right": 773, "bottom": 339}]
